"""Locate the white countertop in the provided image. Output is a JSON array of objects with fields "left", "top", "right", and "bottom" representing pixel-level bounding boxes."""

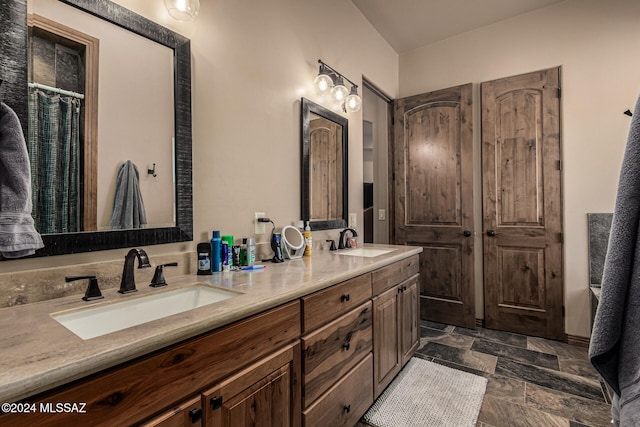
[{"left": 0, "top": 244, "right": 421, "bottom": 402}]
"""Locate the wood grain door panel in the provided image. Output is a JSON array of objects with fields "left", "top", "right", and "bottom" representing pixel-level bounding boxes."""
[
  {"left": 481, "top": 68, "right": 563, "bottom": 340},
  {"left": 310, "top": 118, "right": 342, "bottom": 221},
  {"left": 400, "top": 275, "right": 420, "bottom": 366},
  {"left": 372, "top": 286, "right": 400, "bottom": 397},
  {"left": 393, "top": 84, "right": 475, "bottom": 328},
  {"left": 405, "top": 102, "right": 461, "bottom": 225}
]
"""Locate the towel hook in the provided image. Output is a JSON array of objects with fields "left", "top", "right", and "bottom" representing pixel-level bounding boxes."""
[{"left": 147, "top": 163, "right": 157, "bottom": 177}]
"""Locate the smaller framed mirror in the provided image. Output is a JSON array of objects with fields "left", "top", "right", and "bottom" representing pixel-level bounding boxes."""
[{"left": 301, "top": 98, "right": 348, "bottom": 230}]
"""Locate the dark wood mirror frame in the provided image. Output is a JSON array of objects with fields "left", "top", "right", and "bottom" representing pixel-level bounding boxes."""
[
  {"left": 0, "top": 0, "right": 193, "bottom": 257},
  {"left": 300, "top": 97, "right": 348, "bottom": 231}
]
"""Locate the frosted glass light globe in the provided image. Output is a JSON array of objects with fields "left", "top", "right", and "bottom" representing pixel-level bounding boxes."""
[
  {"left": 345, "top": 93, "right": 361, "bottom": 113},
  {"left": 164, "top": 0, "right": 200, "bottom": 22},
  {"left": 314, "top": 74, "right": 333, "bottom": 93},
  {"left": 331, "top": 77, "right": 349, "bottom": 101}
]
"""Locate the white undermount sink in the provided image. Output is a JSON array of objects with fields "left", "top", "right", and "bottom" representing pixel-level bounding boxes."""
[
  {"left": 52, "top": 284, "right": 242, "bottom": 340},
  {"left": 336, "top": 247, "right": 395, "bottom": 257}
]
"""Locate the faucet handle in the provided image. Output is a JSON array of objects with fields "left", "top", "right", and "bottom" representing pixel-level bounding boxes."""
[
  {"left": 326, "top": 240, "right": 337, "bottom": 251},
  {"left": 150, "top": 262, "right": 178, "bottom": 288},
  {"left": 66, "top": 275, "right": 103, "bottom": 301}
]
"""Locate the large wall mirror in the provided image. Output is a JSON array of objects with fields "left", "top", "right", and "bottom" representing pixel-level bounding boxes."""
[
  {"left": 0, "top": 0, "right": 192, "bottom": 257},
  {"left": 301, "top": 98, "right": 348, "bottom": 231}
]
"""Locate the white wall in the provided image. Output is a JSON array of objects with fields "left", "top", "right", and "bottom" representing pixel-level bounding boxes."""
[
  {"left": 399, "top": 0, "right": 640, "bottom": 338},
  {"left": 0, "top": 0, "right": 398, "bottom": 269}
]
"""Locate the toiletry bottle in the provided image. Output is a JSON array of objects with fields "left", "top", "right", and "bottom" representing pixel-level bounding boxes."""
[
  {"left": 197, "top": 242, "right": 213, "bottom": 275},
  {"left": 211, "top": 230, "right": 222, "bottom": 272},
  {"left": 304, "top": 221, "right": 312, "bottom": 257},
  {"left": 222, "top": 235, "right": 234, "bottom": 267},
  {"left": 246, "top": 237, "right": 256, "bottom": 266},
  {"left": 221, "top": 241, "right": 230, "bottom": 272},
  {"left": 232, "top": 245, "right": 241, "bottom": 269},
  {"left": 240, "top": 238, "right": 247, "bottom": 266}
]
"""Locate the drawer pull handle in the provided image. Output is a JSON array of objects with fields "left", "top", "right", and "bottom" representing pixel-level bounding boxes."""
[
  {"left": 341, "top": 294, "right": 350, "bottom": 302},
  {"left": 210, "top": 396, "right": 223, "bottom": 411},
  {"left": 189, "top": 408, "right": 203, "bottom": 423},
  {"left": 343, "top": 404, "right": 351, "bottom": 414},
  {"left": 342, "top": 342, "right": 350, "bottom": 351}
]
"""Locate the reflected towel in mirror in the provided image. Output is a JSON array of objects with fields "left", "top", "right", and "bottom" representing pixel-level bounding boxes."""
[
  {"left": 109, "top": 160, "right": 147, "bottom": 230},
  {"left": 0, "top": 102, "right": 44, "bottom": 258}
]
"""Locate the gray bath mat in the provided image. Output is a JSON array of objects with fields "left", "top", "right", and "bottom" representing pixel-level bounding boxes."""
[{"left": 363, "top": 357, "right": 488, "bottom": 427}]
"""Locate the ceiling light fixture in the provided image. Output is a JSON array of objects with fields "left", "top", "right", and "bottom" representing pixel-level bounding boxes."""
[
  {"left": 164, "top": 0, "right": 200, "bottom": 22},
  {"left": 313, "top": 59, "right": 361, "bottom": 113}
]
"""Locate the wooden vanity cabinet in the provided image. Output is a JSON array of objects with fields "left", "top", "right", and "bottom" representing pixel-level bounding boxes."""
[
  {"left": 142, "top": 344, "right": 300, "bottom": 427},
  {"left": 399, "top": 275, "right": 420, "bottom": 366},
  {"left": 140, "top": 396, "right": 203, "bottom": 427},
  {"left": 300, "top": 274, "right": 374, "bottom": 427},
  {"left": 302, "top": 353, "right": 373, "bottom": 427},
  {"left": 372, "top": 255, "right": 420, "bottom": 398},
  {"left": 200, "top": 343, "right": 299, "bottom": 427},
  {"left": 1, "top": 253, "right": 421, "bottom": 427},
  {"left": 2, "top": 301, "right": 300, "bottom": 427}
]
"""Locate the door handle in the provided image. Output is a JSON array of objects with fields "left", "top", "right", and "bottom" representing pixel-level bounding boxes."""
[
  {"left": 462, "top": 230, "right": 472, "bottom": 237},
  {"left": 486, "top": 230, "right": 496, "bottom": 237}
]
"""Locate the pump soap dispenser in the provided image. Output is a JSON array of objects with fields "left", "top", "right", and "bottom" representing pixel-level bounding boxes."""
[{"left": 304, "top": 221, "right": 312, "bottom": 257}]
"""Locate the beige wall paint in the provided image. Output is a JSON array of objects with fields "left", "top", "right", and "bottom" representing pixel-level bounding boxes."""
[
  {"left": 399, "top": 0, "right": 640, "bottom": 337},
  {"left": 1, "top": 1, "right": 398, "bottom": 269}
]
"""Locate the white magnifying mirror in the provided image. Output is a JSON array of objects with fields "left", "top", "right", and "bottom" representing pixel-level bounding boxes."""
[{"left": 281, "top": 225, "right": 305, "bottom": 259}]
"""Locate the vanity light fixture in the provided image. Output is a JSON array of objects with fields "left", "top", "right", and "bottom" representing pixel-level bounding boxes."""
[
  {"left": 314, "top": 59, "right": 362, "bottom": 113},
  {"left": 330, "top": 75, "right": 349, "bottom": 102},
  {"left": 164, "top": 0, "right": 200, "bottom": 22},
  {"left": 314, "top": 63, "right": 334, "bottom": 94}
]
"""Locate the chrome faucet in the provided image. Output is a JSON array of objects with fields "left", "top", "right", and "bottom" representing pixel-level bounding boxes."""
[
  {"left": 338, "top": 228, "right": 358, "bottom": 250},
  {"left": 119, "top": 248, "right": 151, "bottom": 294}
]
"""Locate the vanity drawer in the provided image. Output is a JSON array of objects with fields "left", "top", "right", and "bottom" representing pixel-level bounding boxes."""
[
  {"left": 302, "top": 273, "right": 371, "bottom": 332},
  {"left": 301, "top": 301, "right": 372, "bottom": 407},
  {"left": 372, "top": 254, "right": 420, "bottom": 295},
  {"left": 302, "top": 353, "right": 373, "bottom": 427}
]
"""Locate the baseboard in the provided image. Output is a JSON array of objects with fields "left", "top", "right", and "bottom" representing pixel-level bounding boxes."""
[
  {"left": 475, "top": 319, "right": 590, "bottom": 348},
  {"left": 565, "top": 334, "right": 590, "bottom": 348}
]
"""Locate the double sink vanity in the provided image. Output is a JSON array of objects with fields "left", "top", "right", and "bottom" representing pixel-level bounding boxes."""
[{"left": 0, "top": 244, "right": 421, "bottom": 426}]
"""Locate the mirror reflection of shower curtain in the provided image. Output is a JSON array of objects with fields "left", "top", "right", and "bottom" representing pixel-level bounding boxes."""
[{"left": 27, "top": 89, "right": 82, "bottom": 234}]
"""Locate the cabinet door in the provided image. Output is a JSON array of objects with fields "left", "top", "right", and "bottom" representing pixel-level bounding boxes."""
[
  {"left": 140, "top": 396, "right": 203, "bottom": 427},
  {"left": 372, "top": 285, "right": 400, "bottom": 398},
  {"left": 400, "top": 275, "right": 420, "bottom": 365},
  {"left": 203, "top": 344, "right": 297, "bottom": 427}
]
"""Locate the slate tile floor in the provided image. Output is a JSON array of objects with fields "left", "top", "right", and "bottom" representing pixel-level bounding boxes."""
[{"left": 415, "top": 320, "right": 613, "bottom": 427}]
